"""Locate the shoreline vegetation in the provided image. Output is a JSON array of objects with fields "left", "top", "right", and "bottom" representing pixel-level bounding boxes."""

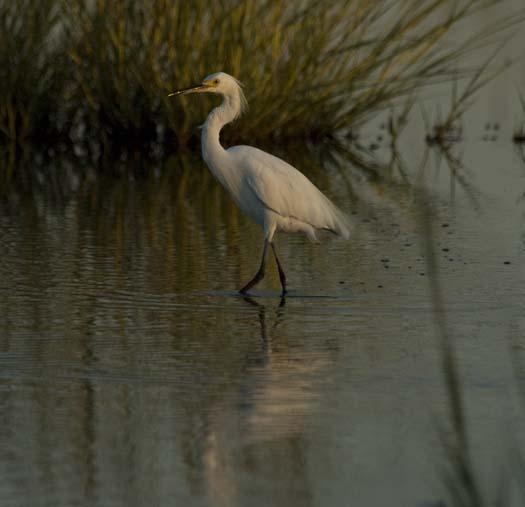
[{"left": 1, "top": 0, "right": 524, "bottom": 171}]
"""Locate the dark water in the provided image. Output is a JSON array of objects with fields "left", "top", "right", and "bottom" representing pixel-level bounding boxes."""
[{"left": 1, "top": 136, "right": 524, "bottom": 506}]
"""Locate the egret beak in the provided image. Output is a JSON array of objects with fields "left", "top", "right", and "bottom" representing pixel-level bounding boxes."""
[{"left": 168, "top": 84, "right": 210, "bottom": 97}]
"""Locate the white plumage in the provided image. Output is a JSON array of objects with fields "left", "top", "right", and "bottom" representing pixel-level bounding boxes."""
[
  {"left": 229, "top": 145, "right": 351, "bottom": 242},
  {"left": 169, "top": 71, "right": 351, "bottom": 295}
]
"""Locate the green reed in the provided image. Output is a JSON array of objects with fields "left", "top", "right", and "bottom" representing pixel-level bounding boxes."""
[
  {"left": 0, "top": 0, "right": 65, "bottom": 144},
  {"left": 1, "top": 0, "right": 524, "bottom": 156}
]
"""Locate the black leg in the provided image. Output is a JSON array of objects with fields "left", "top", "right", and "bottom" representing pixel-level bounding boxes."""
[
  {"left": 240, "top": 240, "right": 269, "bottom": 295},
  {"left": 271, "top": 243, "right": 287, "bottom": 295}
]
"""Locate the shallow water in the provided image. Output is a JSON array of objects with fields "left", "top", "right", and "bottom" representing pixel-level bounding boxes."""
[{"left": 1, "top": 136, "right": 524, "bottom": 506}]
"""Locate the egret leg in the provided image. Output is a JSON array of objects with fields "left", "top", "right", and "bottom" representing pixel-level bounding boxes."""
[
  {"left": 240, "top": 240, "right": 269, "bottom": 295},
  {"left": 271, "top": 243, "right": 287, "bottom": 295}
]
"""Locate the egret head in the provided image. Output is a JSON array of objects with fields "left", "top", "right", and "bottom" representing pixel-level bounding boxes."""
[{"left": 169, "top": 72, "right": 247, "bottom": 118}]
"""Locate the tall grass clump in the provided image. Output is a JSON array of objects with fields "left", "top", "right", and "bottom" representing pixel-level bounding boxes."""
[
  {"left": 2, "top": 0, "right": 524, "bottom": 155},
  {"left": 0, "top": 0, "right": 65, "bottom": 145}
]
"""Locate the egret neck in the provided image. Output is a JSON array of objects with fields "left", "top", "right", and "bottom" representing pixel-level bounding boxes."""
[{"left": 201, "top": 91, "right": 243, "bottom": 185}]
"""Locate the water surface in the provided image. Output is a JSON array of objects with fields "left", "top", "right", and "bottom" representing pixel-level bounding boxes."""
[{"left": 1, "top": 135, "right": 525, "bottom": 507}]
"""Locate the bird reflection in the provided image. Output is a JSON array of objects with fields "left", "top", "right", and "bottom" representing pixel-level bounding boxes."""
[
  {"left": 241, "top": 294, "right": 286, "bottom": 309},
  {"left": 241, "top": 295, "right": 286, "bottom": 356},
  {"left": 202, "top": 295, "right": 318, "bottom": 507}
]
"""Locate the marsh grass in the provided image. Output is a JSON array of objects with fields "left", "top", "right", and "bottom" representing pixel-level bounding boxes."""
[
  {"left": 0, "top": 0, "right": 65, "bottom": 144},
  {"left": 1, "top": 0, "right": 524, "bottom": 161}
]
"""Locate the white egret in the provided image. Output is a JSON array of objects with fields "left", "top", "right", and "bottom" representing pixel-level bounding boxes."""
[{"left": 169, "top": 72, "right": 351, "bottom": 295}]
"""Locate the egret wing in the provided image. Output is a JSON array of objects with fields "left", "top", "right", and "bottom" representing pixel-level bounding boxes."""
[{"left": 233, "top": 146, "right": 351, "bottom": 238}]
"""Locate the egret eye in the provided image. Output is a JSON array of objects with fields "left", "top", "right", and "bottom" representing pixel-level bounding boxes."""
[{"left": 214, "top": 79, "right": 220, "bottom": 85}]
